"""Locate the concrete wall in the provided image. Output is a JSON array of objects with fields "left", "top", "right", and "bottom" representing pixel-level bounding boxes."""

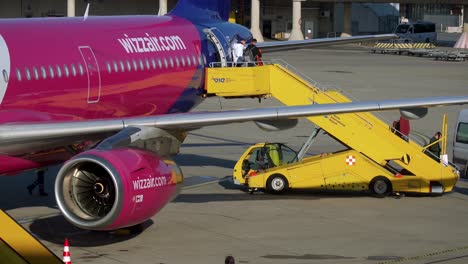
[{"left": 244, "top": 0, "right": 324, "bottom": 39}]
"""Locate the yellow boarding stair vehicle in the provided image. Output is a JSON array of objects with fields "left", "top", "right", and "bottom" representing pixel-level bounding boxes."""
[
  {"left": 205, "top": 60, "right": 459, "bottom": 196},
  {"left": 0, "top": 210, "right": 62, "bottom": 263}
]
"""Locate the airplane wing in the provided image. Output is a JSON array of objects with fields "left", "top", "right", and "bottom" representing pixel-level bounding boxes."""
[
  {"left": 1, "top": 96, "right": 467, "bottom": 157},
  {"left": 257, "top": 34, "right": 397, "bottom": 52}
]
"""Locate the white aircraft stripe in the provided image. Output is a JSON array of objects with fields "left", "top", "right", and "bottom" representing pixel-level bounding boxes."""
[{"left": 0, "top": 34, "right": 10, "bottom": 105}]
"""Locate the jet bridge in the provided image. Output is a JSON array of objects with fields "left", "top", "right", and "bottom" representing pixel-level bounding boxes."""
[{"left": 205, "top": 61, "right": 459, "bottom": 194}]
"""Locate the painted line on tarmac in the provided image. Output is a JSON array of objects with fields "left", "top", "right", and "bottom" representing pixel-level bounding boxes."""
[
  {"left": 182, "top": 177, "right": 230, "bottom": 190},
  {"left": 377, "top": 245, "right": 468, "bottom": 264},
  {"left": 16, "top": 178, "right": 231, "bottom": 224}
]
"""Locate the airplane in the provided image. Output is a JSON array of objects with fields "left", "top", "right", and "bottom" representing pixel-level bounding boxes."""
[{"left": 0, "top": 0, "right": 467, "bottom": 231}]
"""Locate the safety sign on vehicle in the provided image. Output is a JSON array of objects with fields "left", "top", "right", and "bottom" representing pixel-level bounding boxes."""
[{"left": 345, "top": 155, "right": 356, "bottom": 166}]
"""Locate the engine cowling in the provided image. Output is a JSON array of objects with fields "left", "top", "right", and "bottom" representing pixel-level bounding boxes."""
[{"left": 55, "top": 148, "right": 183, "bottom": 230}]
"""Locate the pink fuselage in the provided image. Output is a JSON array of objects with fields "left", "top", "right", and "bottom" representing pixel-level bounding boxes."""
[{"left": 0, "top": 16, "right": 206, "bottom": 174}]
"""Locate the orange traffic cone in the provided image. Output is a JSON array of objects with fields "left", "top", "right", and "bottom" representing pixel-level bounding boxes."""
[{"left": 63, "top": 238, "right": 72, "bottom": 264}]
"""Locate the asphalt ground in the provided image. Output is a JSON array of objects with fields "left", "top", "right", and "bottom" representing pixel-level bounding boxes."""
[{"left": 1, "top": 44, "right": 468, "bottom": 264}]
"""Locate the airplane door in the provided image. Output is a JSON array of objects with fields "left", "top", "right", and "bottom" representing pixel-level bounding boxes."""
[
  {"left": 0, "top": 34, "right": 10, "bottom": 105},
  {"left": 79, "top": 46, "right": 101, "bottom": 103},
  {"left": 203, "top": 28, "right": 231, "bottom": 66}
]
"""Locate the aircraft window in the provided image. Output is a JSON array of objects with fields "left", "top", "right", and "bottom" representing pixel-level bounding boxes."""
[
  {"left": 151, "top": 58, "right": 156, "bottom": 70},
  {"left": 157, "top": 58, "right": 162, "bottom": 69},
  {"left": 56, "top": 65, "right": 62, "bottom": 78},
  {"left": 126, "top": 60, "right": 132, "bottom": 72},
  {"left": 16, "top": 68, "right": 22, "bottom": 81},
  {"left": 120, "top": 61, "right": 125, "bottom": 72},
  {"left": 145, "top": 58, "right": 150, "bottom": 70},
  {"left": 25, "top": 68, "right": 31, "bottom": 81},
  {"left": 198, "top": 55, "right": 203, "bottom": 66},
  {"left": 163, "top": 58, "right": 168, "bottom": 69},
  {"left": 113, "top": 61, "right": 119, "bottom": 73},
  {"left": 186, "top": 55, "right": 191, "bottom": 67},
  {"left": 47, "top": 66, "right": 55, "bottom": 79},
  {"left": 41, "top": 67, "right": 47, "bottom": 79},
  {"left": 63, "top": 65, "right": 70, "bottom": 78},
  {"left": 181, "top": 56, "right": 186, "bottom": 67},
  {"left": 169, "top": 57, "right": 174, "bottom": 68},
  {"left": 192, "top": 55, "right": 197, "bottom": 66},
  {"left": 139, "top": 59, "right": 144, "bottom": 71},
  {"left": 106, "top": 62, "right": 112, "bottom": 74},
  {"left": 175, "top": 57, "right": 180, "bottom": 68},
  {"left": 78, "top": 64, "right": 84, "bottom": 76},
  {"left": 132, "top": 59, "right": 138, "bottom": 71},
  {"left": 70, "top": 64, "right": 77, "bottom": 77},
  {"left": 33, "top": 67, "right": 39, "bottom": 80}
]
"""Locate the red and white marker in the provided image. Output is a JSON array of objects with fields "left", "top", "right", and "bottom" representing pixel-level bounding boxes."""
[
  {"left": 63, "top": 238, "right": 72, "bottom": 264},
  {"left": 345, "top": 155, "right": 356, "bottom": 166}
]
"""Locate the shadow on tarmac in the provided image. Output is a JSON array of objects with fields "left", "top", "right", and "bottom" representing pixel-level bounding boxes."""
[
  {"left": 174, "top": 176, "right": 370, "bottom": 203},
  {"left": 0, "top": 167, "right": 59, "bottom": 211},
  {"left": 29, "top": 215, "right": 152, "bottom": 247}
]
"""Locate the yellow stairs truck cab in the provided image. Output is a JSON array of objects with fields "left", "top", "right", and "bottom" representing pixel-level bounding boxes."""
[{"left": 205, "top": 61, "right": 459, "bottom": 195}]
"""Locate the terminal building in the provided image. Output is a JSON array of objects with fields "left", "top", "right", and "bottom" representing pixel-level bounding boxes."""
[{"left": 0, "top": 0, "right": 466, "bottom": 41}]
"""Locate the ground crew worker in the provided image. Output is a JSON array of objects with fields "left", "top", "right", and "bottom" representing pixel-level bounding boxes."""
[
  {"left": 244, "top": 39, "right": 263, "bottom": 66},
  {"left": 27, "top": 169, "right": 48, "bottom": 196},
  {"left": 428, "top": 132, "right": 442, "bottom": 158}
]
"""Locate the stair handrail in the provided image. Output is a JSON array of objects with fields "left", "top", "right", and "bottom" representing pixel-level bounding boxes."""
[{"left": 271, "top": 59, "right": 328, "bottom": 91}]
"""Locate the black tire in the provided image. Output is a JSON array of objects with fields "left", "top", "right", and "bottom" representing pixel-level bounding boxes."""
[
  {"left": 369, "top": 176, "right": 392, "bottom": 198},
  {"left": 266, "top": 174, "right": 289, "bottom": 194}
]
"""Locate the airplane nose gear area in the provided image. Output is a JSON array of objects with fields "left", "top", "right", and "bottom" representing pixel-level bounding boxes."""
[
  {"left": 0, "top": 34, "right": 10, "bottom": 105},
  {"left": 55, "top": 148, "right": 182, "bottom": 231}
]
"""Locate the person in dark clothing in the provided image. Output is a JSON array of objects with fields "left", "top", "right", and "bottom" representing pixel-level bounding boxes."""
[
  {"left": 428, "top": 132, "right": 442, "bottom": 157},
  {"left": 392, "top": 120, "right": 400, "bottom": 134},
  {"left": 244, "top": 39, "right": 263, "bottom": 66},
  {"left": 225, "top": 256, "right": 235, "bottom": 264},
  {"left": 27, "top": 170, "right": 48, "bottom": 196}
]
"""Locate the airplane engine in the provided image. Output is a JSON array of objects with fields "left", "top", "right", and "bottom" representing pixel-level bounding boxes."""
[
  {"left": 55, "top": 148, "right": 183, "bottom": 230},
  {"left": 400, "top": 107, "right": 428, "bottom": 120}
]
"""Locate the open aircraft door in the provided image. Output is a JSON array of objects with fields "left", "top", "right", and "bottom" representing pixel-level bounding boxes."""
[{"left": 203, "top": 28, "right": 231, "bottom": 67}]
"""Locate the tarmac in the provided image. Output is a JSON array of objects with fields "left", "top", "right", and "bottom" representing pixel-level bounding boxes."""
[{"left": 1, "top": 44, "right": 468, "bottom": 264}]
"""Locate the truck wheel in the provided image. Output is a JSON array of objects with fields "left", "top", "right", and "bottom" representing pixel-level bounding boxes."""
[
  {"left": 369, "top": 176, "right": 392, "bottom": 198},
  {"left": 267, "top": 174, "right": 288, "bottom": 194}
]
